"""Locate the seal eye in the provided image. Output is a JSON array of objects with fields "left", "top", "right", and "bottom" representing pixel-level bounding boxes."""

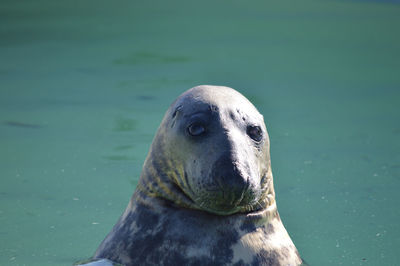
[
  {"left": 188, "top": 123, "right": 206, "bottom": 136},
  {"left": 247, "top": 125, "right": 263, "bottom": 142}
]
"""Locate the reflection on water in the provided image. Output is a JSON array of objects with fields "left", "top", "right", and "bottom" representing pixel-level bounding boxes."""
[{"left": 0, "top": 0, "right": 399, "bottom": 265}]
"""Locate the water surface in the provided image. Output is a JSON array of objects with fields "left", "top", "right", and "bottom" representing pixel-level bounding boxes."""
[{"left": 0, "top": 0, "right": 399, "bottom": 265}]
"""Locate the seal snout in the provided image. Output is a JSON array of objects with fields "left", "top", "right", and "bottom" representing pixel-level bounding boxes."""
[{"left": 210, "top": 154, "right": 251, "bottom": 208}]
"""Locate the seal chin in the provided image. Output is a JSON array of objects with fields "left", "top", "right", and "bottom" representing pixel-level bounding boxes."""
[
  {"left": 195, "top": 190, "right": 265, "bottom": 216},
  {"left": 199, "top": 204, "right": 243, "bottom": 216},
  {"left": 200, "top": 200, "right": 265, "bottom": 216}
]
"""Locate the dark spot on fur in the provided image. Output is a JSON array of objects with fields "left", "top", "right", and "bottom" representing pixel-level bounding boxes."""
[
  {"left": 187, "top": 259, "right": 205, "bottom": 266},
  {"left": 182, "top": 256, "right": 221, "bottom": 266},
  {"left": 251, "top": 249, "right": 281, "bottom": 266},
  {"left": 260, "top": 223, "right": 275, "bottom": 240},
  {"left": 209, "top": 227, "right": 239, "bottom": 264},
  {"left": 129, "top": 228, "right": 166, "bottom": 263},
  {"left": 233, "top": 260, "right": 246, "bottom": 266},
  {"left": 230, "top": 111, "right": 236, "bottom": 120},
  {"left": 281, "top": 247, "right": 289, "bottom": 258},
  {"left": 133, "top": 206, "right": 161, "bottom": 232},
  {"left": 240, "top": 221, "right": 257, "bottom": 232},
  {"left": 162, "top": 250, "right": 188, "bottom": 265},
  {"left": 210, "top": 105, "right": 219, "bottom": 113},
  {"left": 267, "top": 223, "right": 275, "bottom": 234}
]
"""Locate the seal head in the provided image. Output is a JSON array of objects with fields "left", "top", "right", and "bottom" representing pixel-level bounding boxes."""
[{"left": 138, "top": 85, "right": 274, "bottom": 215}]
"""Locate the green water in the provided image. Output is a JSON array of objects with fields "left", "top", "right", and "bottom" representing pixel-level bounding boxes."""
[{"left": 1, "top": 1, "right": 399, "bottom": 265}]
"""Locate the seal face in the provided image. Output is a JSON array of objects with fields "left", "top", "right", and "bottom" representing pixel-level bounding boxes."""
[
  {"left": 92, "top": 85, "right": 303, "bottom": 266},
  {"left": 157, "top": 86, "right": 272, "bottom": 216}
]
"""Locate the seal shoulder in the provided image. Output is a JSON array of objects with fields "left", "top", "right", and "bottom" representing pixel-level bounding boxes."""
[{"left": 94, "top": 200, "right": 302, "bottom": 266}]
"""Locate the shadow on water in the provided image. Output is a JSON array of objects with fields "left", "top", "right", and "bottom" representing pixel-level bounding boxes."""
[
  {"left": 113, "top": 117, "right": 137, "bottom": 132},
  {"left": 113, "top": 51, "right": 191, "bottom": 65},
  {"left": 102, "top": 155, "right": 131, "bottom": 161},
  {"left": 113, "top": 145, "right": 133, "bottom": 151},
  {"left": 136, "top": 95, "right": 156, "bottom": 101},
  {"left": 3, "top": 121, "right": 44, "bottom": 129}
]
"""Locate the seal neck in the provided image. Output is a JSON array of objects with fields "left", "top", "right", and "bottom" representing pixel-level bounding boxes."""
[
  {"left": 132, "top": 188, "right": 279, "bottom": 226},
  {"left": 136, "top": 148, "right": 200, "bottom": 210}
]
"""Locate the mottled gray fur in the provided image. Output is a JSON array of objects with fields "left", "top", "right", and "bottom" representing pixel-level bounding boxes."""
[{"left": 91, "top": 86, "right": 303, "bottom": 266}]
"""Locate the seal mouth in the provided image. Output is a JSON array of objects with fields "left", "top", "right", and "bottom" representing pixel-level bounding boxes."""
[
  {"left": 197, "top": 197, "right": 266, "bottom": 216},
  {"left": 191, "top": 171, "right": 273, "bottom": 216},
  {"left": 193, "top": 185, "right": 266, "bottom": 216}
]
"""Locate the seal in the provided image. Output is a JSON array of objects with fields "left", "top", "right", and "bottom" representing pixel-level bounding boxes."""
[{"left": 90, "top": 85, "right": 303, "bottom": 265}]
